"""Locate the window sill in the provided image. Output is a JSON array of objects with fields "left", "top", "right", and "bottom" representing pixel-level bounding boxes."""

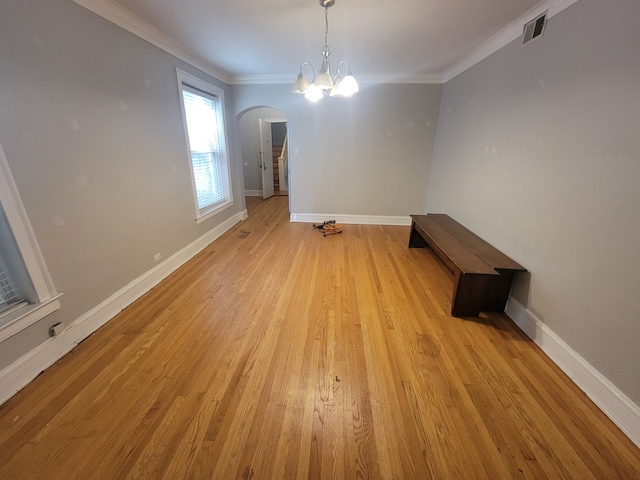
[
  {"left": 0, "top": 294, "right": 63, "bottom": 343},
  {"left": 196, "top": 199, "right": 234, "bottom": 224}
]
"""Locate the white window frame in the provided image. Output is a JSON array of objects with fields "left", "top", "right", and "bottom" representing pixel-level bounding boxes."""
[
  {"left": 176, "top": 69, "right": 233, "bottom": 223},
  {"left": 0, "top": 143, "right": 61, "bottom": 342}
]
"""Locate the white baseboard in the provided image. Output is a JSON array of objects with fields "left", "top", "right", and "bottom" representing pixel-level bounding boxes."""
[
  {"left": 244, "top": 190, "right": 263, "bottom": 197},
  {"left": 505, "top": 298, "right": 640, "bottom": 449},
  {"left": 0, "top": 210, "right": 247, "bottom": 406},
  {"left": 291, "top": 213, "right": 412, "bottom": 226}
]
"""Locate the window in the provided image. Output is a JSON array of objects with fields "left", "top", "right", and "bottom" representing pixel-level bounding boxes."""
[
  {"left": 0, "top": 209, "right": 30, "bottom": 317},
  {"left": 177, "top": 70, "right": 233, "bottom": 222},
  {"left": 0, "top": 143, "right": 61, "bottom": 342}
]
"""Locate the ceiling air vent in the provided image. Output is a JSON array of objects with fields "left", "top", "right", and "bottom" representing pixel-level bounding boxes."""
[{"left": 523, "top": 11, "right": 547, "bottom": 45}]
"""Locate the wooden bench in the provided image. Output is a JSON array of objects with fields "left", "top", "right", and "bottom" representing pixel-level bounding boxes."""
[
  {"left": 427, "top": 214, "right": 527, "bottom": 312},
  {"left": 408, "top": 214, "right": 526, "bottom": 317}
]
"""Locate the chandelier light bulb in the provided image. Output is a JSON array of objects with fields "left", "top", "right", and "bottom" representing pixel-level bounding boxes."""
[
  {"left": 340, "top": 74, "right": 359, "bottom": 96},
  {"left": 305, "top": 85, "right": 324, "bottom": 102}
]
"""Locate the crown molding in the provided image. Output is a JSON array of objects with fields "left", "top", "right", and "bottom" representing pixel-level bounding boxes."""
[
  {"left": 72, "top": 0, "right": 232, "bottom": 84},
  {"left": 355, "top": 73, "right": 445, "bottom": 85},
  {"left": 231, "top": 73, "right": 445, "bottom": 86},
  {"left": 230, "top": 74, "right": 296, "bottom": 86},
  {"left": 71, "top": 0, "right": 444, "bottom": 86},
  {"left": 443, "top": 0, "right": 582, "bottom": 82},
  {"left": 73, "top": 0, "right": 581, "bottom": 88}
]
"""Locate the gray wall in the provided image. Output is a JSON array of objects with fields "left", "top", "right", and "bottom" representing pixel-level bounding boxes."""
[
  {"left": 272, "top": 123, "right": 287, "bottom": 146},
  {"left": 426, "top": 0, "right": 640, "bottom": 402},
  {"left": 0, "top": 0, "right": 244, "bottom": 368},
  {"left": 239, "top": 107, "right": 286, "bottom": 192},
  {"left": 232, "top": 83, "right": 442, "bottom": 217}
]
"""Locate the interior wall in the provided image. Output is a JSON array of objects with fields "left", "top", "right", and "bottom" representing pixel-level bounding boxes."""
[
  {"left": 0, "top": 0, "right": 244, "bottom": 369},
  {"left": 426, "top": 0, "right": 640, "bottom": 403},
  {"left": 232, "top": 83, "right": 442, "bottom": 217},
  {"left": 271, "top": 123, "right": 287, "bottom": 146},
  {"left": 238, "top": 107, "right": 285, "bottom": 193}
]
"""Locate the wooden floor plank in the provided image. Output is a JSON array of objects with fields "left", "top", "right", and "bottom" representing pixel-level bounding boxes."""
[{"left": 0, "top": 196, "right": 639, "bottom": 479}]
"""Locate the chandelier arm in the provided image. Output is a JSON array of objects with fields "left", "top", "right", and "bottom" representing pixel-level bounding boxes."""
[
  {"left": 334, "top": 60, "right": 351, "bottom": 80},
  {"left": 299, "top": 60, "right": 316, "bottom": 77}
]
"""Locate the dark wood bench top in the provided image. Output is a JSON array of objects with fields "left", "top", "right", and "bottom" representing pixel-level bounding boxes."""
[
  {"left": 427, "top": 214, "right": 526, "bottom": 271},
  {"left": 410, "top": 215, "right": 498, "bottom": 276}
]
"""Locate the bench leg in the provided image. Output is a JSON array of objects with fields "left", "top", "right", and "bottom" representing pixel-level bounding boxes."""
[
  {"left": 451, "top": 272, "right": 488, "bottom": 317},
  {"left": 408, "top": 221, "right": 428, "bottom": 248},
  {"left": 482, "top": 269, "right": 515, "bottom": 312}
]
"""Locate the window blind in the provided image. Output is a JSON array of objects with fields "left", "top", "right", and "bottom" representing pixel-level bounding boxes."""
[
  {"left": 0, "top": 207, "right": 28, "bottom": 318},
  {"left": 0, "top": 259, "right": 25, "bottom": 316},
  {"left": 181, "top": 86, "right": 225, "bottom": 210}
]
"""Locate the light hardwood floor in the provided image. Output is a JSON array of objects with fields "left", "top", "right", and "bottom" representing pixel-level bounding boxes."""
[{"left": 1, "top": 196, "right": 639, "bottom": 479}]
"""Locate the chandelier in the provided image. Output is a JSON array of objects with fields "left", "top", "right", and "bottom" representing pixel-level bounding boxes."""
[{"left": 292, "top": 0, "right": 359, "bottom": 101}]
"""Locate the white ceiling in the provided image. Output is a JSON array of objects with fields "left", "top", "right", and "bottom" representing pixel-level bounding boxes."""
[{"left": 86, "top": 0, "right": 560, "bottom": 83}]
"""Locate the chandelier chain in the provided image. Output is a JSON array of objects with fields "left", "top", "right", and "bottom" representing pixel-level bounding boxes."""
[{"left": 324, "top": 7, "right": 329, "bottom": 50}]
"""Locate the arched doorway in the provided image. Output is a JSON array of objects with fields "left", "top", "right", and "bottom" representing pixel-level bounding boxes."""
[{"left": 238, "top": 107, "right": 289, "bottom": 209}]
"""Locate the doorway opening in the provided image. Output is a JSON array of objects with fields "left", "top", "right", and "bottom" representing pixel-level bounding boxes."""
[
  {"left": 270, "top": 121, "right": 289, "bottom": 197},
  {"left": 238, "top": 107, "right": 289, "bottom": 210},
  {"left": 259, "top": 118, "right": 288, "bottom": 199}
]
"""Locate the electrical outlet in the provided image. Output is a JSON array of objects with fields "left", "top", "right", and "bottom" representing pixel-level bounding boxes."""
[
  {"left": 154, "top": 253, "right": 162, "bottom": 262},
  {"left": 49, "top": 322, "right": 65, "bottom": 337}
]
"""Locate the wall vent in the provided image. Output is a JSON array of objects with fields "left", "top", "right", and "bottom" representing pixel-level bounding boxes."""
[{"left": 523, "top": 11, "right": 547, "bottom": 45}]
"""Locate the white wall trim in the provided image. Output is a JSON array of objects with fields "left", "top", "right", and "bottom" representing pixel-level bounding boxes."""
[
  {"left": 1, "top": 143, "right": 62, "bottom": 341},
  {"left": 72, "top": 0, "right": 231, "bottom": 84},
  {"left": 0, "top": 296, "right": 62, "bottom": 343},
  {"left": 232, "top": 73, "right": 445, "bottom": 85},
  {"left": 176, "top": 69, "right": 234, "bottom": 224},
  {"left": 444, "top": 0, "right": 582, "bottom": 82},
  {"left": 72, "top": 0, "right": 581, "bottom": 87},
  {"left": 263, "top": 117, "right": 287, "bottom": 124},
  {"left": 0, "top": 210, "right": 247, "bottom": 406},
  {"left": 70, "top": 1, "right": 444, "bottom": 86},
  {"left": 244, "top": 190, "right": 263, "bottom": 197},
  {"left": 0, "top": 144, "right": 60, "bottom": 301},
  {"left": 291, "top": 213, "right": 411, "bottom": 226},
  {"left": 506, "top": 297, "right": 640, "bottom": 449}
]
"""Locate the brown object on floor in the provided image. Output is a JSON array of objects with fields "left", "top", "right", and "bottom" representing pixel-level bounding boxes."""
[
  {"left": 313, "top": 220, "right": 343, "bottom": 236},
  {"left": 321, "top": 223, "right": 342, "bottom": 236}
]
